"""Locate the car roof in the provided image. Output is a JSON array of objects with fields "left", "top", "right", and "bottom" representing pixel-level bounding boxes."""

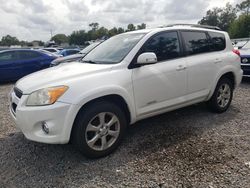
[
  {"left": 0, "top": 49, "right": 41, "bottom": 53},
  {"left": 126, "top": 25, "right": 226, "bottom": 35}
]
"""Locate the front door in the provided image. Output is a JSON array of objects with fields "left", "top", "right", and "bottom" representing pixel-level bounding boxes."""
[{"left": 132, "top": 31, "right": 187, "bottom": 117}]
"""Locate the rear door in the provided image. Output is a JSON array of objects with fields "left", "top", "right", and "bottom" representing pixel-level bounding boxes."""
[{"left": 180, "top": 30, "right": 221, "bottom": 100}]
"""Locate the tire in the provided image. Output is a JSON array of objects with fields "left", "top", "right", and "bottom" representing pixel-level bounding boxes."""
[
  {"left": 207, "top": 78, "right": 233, "bottom": 113},
  {"left": 71, "top": 101, "right": 127, "bottom": 158}
]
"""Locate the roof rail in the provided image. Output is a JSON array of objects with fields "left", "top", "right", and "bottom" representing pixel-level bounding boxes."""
[{"left": 164, "top": 24, "right": 222, "bottom": 31}]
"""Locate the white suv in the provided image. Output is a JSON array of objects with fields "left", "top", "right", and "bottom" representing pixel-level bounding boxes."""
[{"left": 10, "top": 25, "right": 243, "bottom": 158}]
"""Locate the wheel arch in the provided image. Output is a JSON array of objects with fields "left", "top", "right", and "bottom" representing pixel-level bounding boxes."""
[
  {"left": 68, "top": 94, "right": 133, "bottom": 142},
  {"left": 208, "top": 70, "right": 236, "bottom": 100}
]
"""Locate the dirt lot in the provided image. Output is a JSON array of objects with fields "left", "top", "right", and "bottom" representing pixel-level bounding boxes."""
[{"left": 0, "top": 81, "right": 250, "bottom": 188}]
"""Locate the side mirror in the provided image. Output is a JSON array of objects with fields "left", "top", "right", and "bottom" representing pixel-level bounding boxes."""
[{"left": 137, "top": 52, "right": 157, "bottom": 65}]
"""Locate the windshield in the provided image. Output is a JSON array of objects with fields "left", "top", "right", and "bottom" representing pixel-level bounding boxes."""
[
  {"left": 242, "top": 41, "right": 250, "bottom": 49},
  {"left": 80, "top": 42, "right": 101, "bottom": 54},
  {"left": 82, "top": 33, "right": 145, "bottom": 64},
  {"left": 235, "top": 41, "right": 248, "bottom": 48}
]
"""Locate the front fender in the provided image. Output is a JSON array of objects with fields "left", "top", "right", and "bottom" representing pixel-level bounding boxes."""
[{"left": 74, "top": 85, "right": 135, "bottom": 120}]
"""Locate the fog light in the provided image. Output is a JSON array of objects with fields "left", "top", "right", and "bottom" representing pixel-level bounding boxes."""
[{"left": 42, "top": 122, "right": 49, "bottom": 134}]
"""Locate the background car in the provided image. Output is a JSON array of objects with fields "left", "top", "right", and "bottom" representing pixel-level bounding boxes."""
[
  {"left": 57, "top": 49, "right": 81, "bottom": 57},
  {"left": 0, "top": 49, "right": 58, "bottom": 82},
  {"left": 234, "top": 40, "right": 248, "bottom": 49},
  {"left": 238, "top": 41, "right": 250, "bottom": 77},
  {"left": 43, "top": 48, "right": 61, "bottom": 54},
  {"left": 50, "top": 42, "right": 101, "bottom": 67}
]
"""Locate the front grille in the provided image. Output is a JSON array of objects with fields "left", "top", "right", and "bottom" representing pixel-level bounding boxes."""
[
  {"left": 241, "top": 57, "right": 250, "bottom": 64},
  {"left": 14, "top": 87, "right": 22, "bottom": 98}
]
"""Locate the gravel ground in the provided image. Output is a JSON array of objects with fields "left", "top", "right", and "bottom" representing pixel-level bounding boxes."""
[{"left": 0, "top": 80, "right": 250, "bottom": 188}]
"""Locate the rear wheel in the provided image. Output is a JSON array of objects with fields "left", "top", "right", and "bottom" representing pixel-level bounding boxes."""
[
  {"left": 207, "top": 78, "right": 233, "bottom": 113},
  {"left": 71, "top": 101, "right": 127, "bottom": 158}
]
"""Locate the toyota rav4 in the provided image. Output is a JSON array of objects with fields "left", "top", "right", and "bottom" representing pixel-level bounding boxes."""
[{"left": 10, "top": 25, "right": 243, "bottom": 158}]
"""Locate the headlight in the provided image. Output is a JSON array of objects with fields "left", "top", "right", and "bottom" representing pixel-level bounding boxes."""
[{"left": 26, "top": 86, "right": 68, "bottom": 106}]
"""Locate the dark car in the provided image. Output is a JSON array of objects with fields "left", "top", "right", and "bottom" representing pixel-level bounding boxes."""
[
  {"left": 50, "top": 42, "right": 101, "bottom": 67},
  {"left": 238, "top": 41, "right": 250, "bottom": 77},
  {"left": 0, "top": 49, "right": 58, "bottom": 82}
]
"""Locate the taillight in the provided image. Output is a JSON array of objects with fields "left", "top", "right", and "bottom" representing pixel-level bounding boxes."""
[{"left": 233, "top": 49, "right": 240, "bottom": 56}]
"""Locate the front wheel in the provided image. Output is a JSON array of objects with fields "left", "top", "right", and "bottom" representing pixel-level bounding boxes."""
[
  {"left": 207, "top": 78, "right": 233, "bottom": 113},
  {"left": 71, "top": 101, "right": 127, "bottom": 158}
]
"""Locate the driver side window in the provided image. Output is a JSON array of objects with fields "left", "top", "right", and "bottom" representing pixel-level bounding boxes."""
[{"left": 142, "top": 31, "right": 181, "bottom": 62}]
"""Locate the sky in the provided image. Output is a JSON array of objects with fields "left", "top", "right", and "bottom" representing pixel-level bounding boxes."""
[{"left": 0, "top": 0, "right": 241, "bottom": 42}]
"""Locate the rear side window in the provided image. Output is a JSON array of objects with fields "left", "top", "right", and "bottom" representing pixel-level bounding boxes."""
[
  {"left": 45, "top": 49, "right": 57, "bottom": 53},
  {"left": 181, "top": 31, "right": 210, "bottom": 55},
  {"left": 142, "top": 31, "right": 181, "bottom": 61},
  {"left": 208, "top": 32, "right": 226, "bottom": 51},
  {"left": 17, "top": 51, "right": 41, "bottom": 60}
]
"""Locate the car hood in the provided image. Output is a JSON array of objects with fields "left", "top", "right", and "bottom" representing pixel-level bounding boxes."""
[
  {"left": 239, "top": 49, "right": 250, "bottom": 56},
  {"left": 16, "top": 62, "right": 113, "bottom": 94}
]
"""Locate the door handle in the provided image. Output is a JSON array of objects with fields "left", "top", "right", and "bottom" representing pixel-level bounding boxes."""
[
  {"left": 214, "top": 59, "right": 222, "bottom": 64},
  {"left": 176, "top": 65, "right": 186, "bottom": 71}
]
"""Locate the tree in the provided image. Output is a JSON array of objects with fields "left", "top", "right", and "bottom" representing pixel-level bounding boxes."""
[
  {"left": 229, "top": 14, "right": 250, "bottom": 38},
  {"left": 96, "top": 27, "right": 108, "bottom": 38},
  {"left": 0, "top": 35, "right": 19, "bottom": 46},
  {"left": 69, "top": 30, "right": 88, "bottom": 45},
  {"left": 126, "top": 24, "right": 136, "bottom": 31},
  {"left": 198, "top": 3, "right": 237, "bottom": 31},
  {"left": 137, "top": 23, "right": 146, "bottom": 30},
  {"left": 108, "top": 27, "right": 118, "bottom": 37},
  {"left": 51, "top": 34, "right": 69, "bottom": 45},
  {"left": 89, "top": 23, "right": 99, "bottom": 31},
  {"left": 219, "top": 3, "right": 237, "bottom": 31},
  {"left": 117, "top": 27, "right": 125, "bottom": 34},
  {"left": 237, "top": 0, "right": 250, "bottom": 15},
  {"left": 199, "top": 8, "right": 221, "bottom": 27}
]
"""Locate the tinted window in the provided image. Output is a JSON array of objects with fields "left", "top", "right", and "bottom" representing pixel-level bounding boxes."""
[
  {"left": 18, "top": 51, "right": 41, "bottom": 60},
  {"left": 67, "top": 50, "right": 79, "bottom": 55},
  {"left": 182, "top": 31, "right": 210, "bottom": 55},
  {"left": 208, "top": 32, "right": 226, "bottom": 51},
  {"left": 142, "top": 32, "right": 181, "bottom": 61},
  {"left": 0, "top": 51, "right": 19, "bottom": 61},
  {"left": 44, "top": 49, "right": 57, "bottom": 52}
]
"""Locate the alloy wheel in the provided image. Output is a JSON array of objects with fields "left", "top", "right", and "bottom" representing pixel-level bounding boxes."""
[
  {"left": 85, "top": 112, "right": 120, "bottom": 151},
  {"left": 217, "top": 83, "right": 231, "bottom": 108}
]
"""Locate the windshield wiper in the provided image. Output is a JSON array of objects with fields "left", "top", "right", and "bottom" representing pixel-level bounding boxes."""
[{"left": 82, "top": 60, "right": 98, "bottom": 64}]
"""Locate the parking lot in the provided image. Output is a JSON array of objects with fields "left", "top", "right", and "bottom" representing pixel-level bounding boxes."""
[{"left": 0, "top": 81, "right": 250, "bottom": 187}]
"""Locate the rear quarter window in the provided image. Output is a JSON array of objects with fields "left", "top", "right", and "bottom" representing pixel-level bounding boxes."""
[
  {"left": 18, "top": 51, "right": 42, "bottom": 60},
  {"left": 208, "top": 32, "right": 226, "bottom": 51}
]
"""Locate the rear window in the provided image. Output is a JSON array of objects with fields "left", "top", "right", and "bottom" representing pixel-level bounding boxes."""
[
  {"left": 181, "top": 31, "right": 210, "bottom": 55},
  {"left": 208, "top": 32, "right": 226, "bottom": 51},
  {"left": 44, "top": 49, "right": 57, "bottom": 53}
]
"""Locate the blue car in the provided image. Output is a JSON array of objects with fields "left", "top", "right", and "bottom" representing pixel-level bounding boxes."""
[
  {"left": 57, "top": 49, "right": 81, "bottom": 57},
  {"left": 0, "top": 49, "right": 58, "bottom": 82}
]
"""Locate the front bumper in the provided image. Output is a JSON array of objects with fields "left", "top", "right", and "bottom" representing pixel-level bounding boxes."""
[
  {"left": 241, "top": 64, "right": 250, "bottom": 77},
  {"left": 9, "top": 89, "right": 76, "bottom": 144}
]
